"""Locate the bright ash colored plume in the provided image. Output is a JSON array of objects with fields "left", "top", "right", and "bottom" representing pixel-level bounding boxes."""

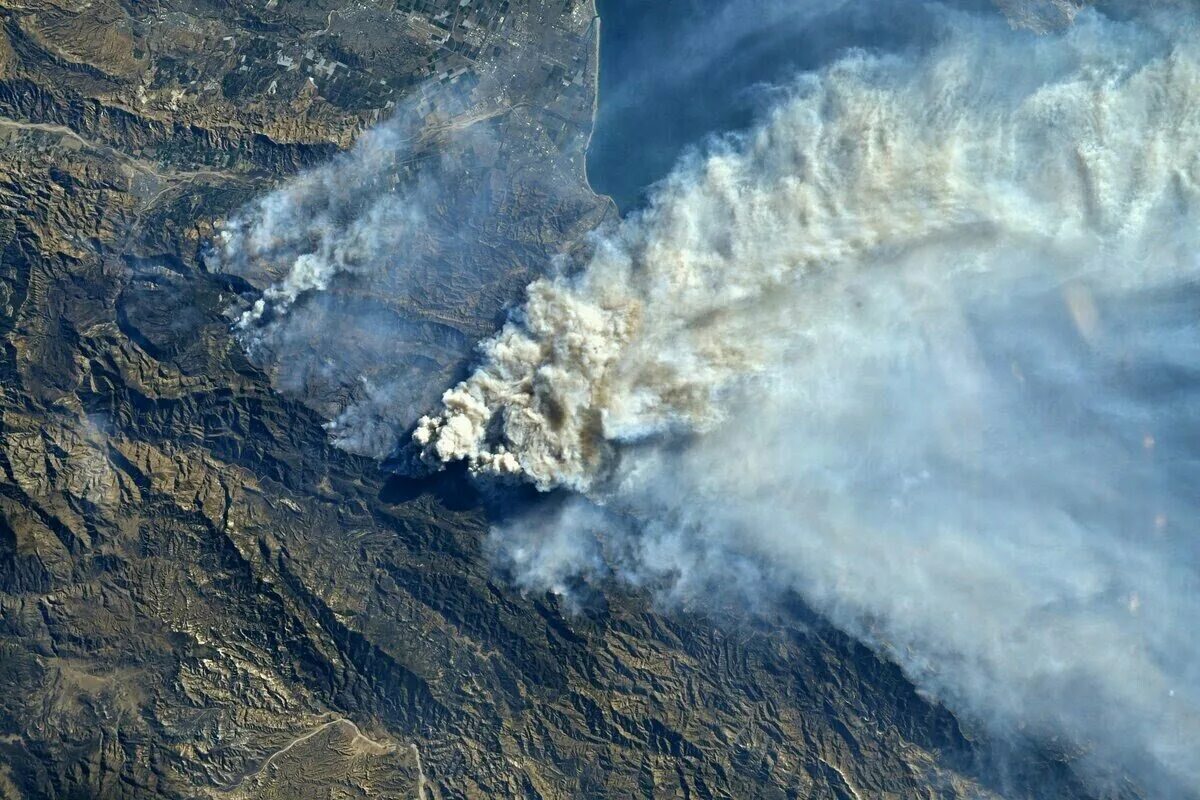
[{"left": 418, "top": 4, "right": 1200, "bottom": 792}]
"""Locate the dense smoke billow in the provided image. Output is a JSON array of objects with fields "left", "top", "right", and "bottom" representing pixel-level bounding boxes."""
[
  {"left": 417, "top": 4, "right": 1200, "bottom": 792},
  {"left": 208, "top": 0, "right": 1200, "bottom": 792}
]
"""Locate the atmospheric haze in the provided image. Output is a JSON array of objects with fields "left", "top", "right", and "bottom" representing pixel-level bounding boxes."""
[
  {"left": 418, "top": 4, "right": 1200, "bottom": 793},
  {"left": 219, "top": 0, "right": 1200, "bottom": 795}
]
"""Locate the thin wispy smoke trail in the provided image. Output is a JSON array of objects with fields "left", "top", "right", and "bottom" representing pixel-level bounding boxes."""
[{"left": 418, "top": 5, "right": 1200, "bottom": 792}]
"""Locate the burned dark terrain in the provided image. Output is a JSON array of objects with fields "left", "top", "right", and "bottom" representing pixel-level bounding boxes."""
[{"left": 0, "top": 1, "right": 1127, "bottom": 798}]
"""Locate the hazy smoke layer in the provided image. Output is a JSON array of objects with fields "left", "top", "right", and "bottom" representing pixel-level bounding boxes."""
[
  {"left": 420, "top": 5, "right": 1200, "bottom": 792},
  {"left": 211, "top": 89, "right": 606, "bottom": 458},
  {"left": 209, "top": 101, "right": 463, "bottom": 457}
]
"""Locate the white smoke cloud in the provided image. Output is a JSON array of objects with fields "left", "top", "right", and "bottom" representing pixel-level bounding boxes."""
[
  {"left": 208, "top": 101, "right": 448, "bottom": 457},
  {"left": 215, "top": 111, "right": 427, "bottom": 332},
  {"left": 420, "top": 4, "right": 1200, "bottom": 793},
  {"left": 209, "top": 86, "right": 607, "bottom": 459}
]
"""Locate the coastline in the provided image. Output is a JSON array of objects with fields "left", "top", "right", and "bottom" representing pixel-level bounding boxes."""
[{"left": 581, "top": 0, "right": 619, "bottom": 217}]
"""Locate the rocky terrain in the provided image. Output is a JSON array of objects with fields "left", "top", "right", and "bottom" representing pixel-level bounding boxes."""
[{"left": 0, "top": 1, "right": 1127, "bottom": 797}]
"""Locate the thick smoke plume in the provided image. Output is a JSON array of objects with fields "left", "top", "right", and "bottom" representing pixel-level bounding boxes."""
[{"left": 418, "top": 4, "right": 1200, "bottom": 793}]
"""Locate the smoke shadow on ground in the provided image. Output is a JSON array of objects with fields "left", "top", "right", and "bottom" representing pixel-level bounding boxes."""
[{"left": 378, "top": 464, "right": 482, "bottom": 513}]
